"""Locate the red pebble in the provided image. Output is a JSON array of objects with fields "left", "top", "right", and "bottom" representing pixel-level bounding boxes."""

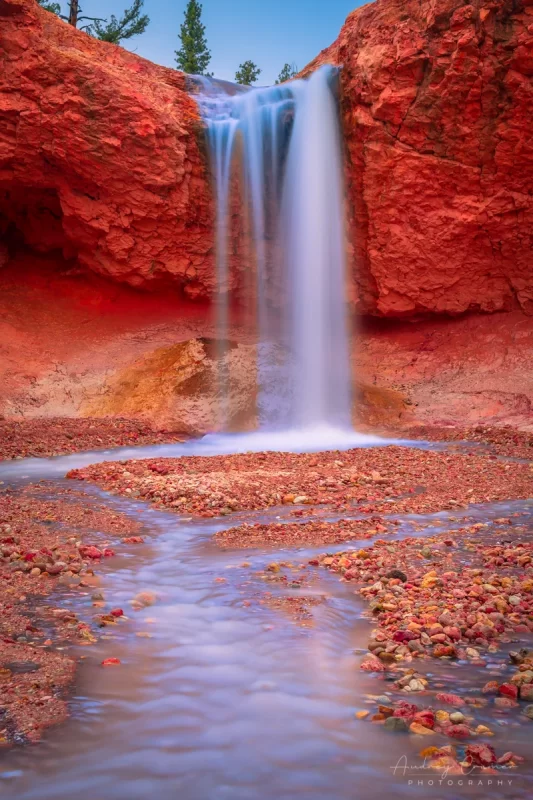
[
  {"left": 360, "top": 655, "right": 385, "bottom": 672},
  {"left": 445, "top": 724, "right": 471, "bottom": 739},
  {"left": 435, "top": 692, "right": 465, "bottom": 706},
  {"left": 413, "top": 710, "right": 435, "bottom": 729},
  {"left": 498, "top": 683, "right": 518, "bottom": 700},
  {"left": 101, "top": 658, "right": 121, "bottom": 666},
  {"left": 393, "top": 702, "right": 419, "bottom": 720},
  {"left": 465, "top": 744, "right": 496, "bottom": 767},
  {"left": 110, "top": 608, "right": 124, "bottom": 617},
  {"left": 79, "top": 545, "right": 102, "bottom": 559}
]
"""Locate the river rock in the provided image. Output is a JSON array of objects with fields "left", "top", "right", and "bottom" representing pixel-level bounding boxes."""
[
  {"left": 465, "top": 744, "right": 496, "bottom": 767},
  {"left": 449, "top": 711, "right": 465, "bottom": 724},
  {"left": 132, "top": 591, "right": 157, "bottom": 607},
  {"left": 384, "top": 716, "right": 408, "bottom": 733},
  {"left": 519, "top": 684, "right": 533, "bottom": 701}
]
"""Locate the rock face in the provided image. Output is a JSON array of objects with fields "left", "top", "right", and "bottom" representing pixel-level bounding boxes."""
[
  {"left": 0, "top": 251, "right": 257, "bottom": 432},
  {"left": 0, "top": 0, "right": 216, "bottom": 297},
  {"left": 0, "top": 0, "right": 532, "bottom": 430},
  {"left": 331, "top": 0, "right": 533, "bottom": 316},
  {"left": 356, "top": 311, "right": 533, "bottom": 429},
  {"left": 83, "top": 338, "right": 259, "bottom": 434},
  {"left": 2, "top": 0, "right": 532, "bottom": 317},
  {"left": 1, "top": 250, "right": 531, "bottom": 430}
]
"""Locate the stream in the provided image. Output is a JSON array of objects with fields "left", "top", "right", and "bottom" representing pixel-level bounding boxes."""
[{"left": 0, "top": 440, "right": 532, "bottom": 800}]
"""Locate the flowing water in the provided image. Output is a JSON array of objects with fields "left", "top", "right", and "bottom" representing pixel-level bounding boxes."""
[
  {"left": 194, "top": 66, "right": 352, "bottom": 433},
  {"left": 0, "top": 444, "right": 532, "bottom": 800}
]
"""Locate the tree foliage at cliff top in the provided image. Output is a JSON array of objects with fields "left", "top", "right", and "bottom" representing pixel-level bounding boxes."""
[
  {"left": 37, "top": 0, "right": 149, "bottom": 43},
  {"left": 235, "top": 60, "right": 262, "bottom": 86},
  {"left": 276, "top": 63, "right": 298, "bottom": 84},
  {"left": 37, "top": 0, "right": 61, "bottom": 14},
  {"left": 87, "top": 0, "right": 149, "bottom": 43},
  {"left": 175, "top": 0, "right": 211, "bottom": 75}
]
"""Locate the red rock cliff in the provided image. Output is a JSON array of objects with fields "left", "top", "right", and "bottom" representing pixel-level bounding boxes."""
[
  {"left": 2, "top": 0, "right": 532, "bottom": 315},
  {"left": 324, "top": 0, "right": 533, "bottom": 316},
  {"left": 0, "top": 0, "right": 215, "bottom": 297},
  {"left": 0, "top": 0, "right": 532, "bottom": 431}
]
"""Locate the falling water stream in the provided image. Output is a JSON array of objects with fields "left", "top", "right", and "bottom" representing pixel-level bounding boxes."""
[{"left": 195, "top": 66, "right": 353, "bottom": 435}]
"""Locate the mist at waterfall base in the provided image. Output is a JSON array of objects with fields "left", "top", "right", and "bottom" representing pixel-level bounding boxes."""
[{"left": 193, "top": 65, "right": 384, "bottom": 453}]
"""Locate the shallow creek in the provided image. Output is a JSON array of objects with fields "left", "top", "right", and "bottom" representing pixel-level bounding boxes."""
[{"left": 0, "top": 440, "right": 532, "bottom": 800}]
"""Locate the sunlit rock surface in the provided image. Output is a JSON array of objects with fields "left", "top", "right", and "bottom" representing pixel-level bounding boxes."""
[{"left": 308, "top": 0, "right": 533, "bottom": 316}]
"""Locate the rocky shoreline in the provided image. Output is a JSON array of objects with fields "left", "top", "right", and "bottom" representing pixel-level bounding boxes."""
[
  {"left": 1, "top": 425, "right": 531, "bottom": 761},
  {"left": 67, "top": 439, "right": 531, "bottom": 520},
  {"left": 64, "top": 432, "right": 533, "bottom": 772},
  {"left": 0, "top": 486, "right": 144, "bottom": 744},
  {"left": 0, "top": 418, "right": 185, "bottom": 461},
  {"left": 310, "top": 525, "right": 533, "bottom": 768}
]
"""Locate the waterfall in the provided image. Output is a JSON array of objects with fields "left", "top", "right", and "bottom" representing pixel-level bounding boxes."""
[
  {"left": 193, "top": 65, "right": 353, "bottom": 438},
  {"left": 283, "top": 70, "right": 351, "bottom": 429}
]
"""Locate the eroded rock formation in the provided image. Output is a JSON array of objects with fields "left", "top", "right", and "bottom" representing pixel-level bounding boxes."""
[
  {"left": 0, "top": 0, "right": 216, "bottom": 298},
  {"left": 3, "top": 0, "right": 532, "bottom": 315},
  {"left": 0, "top": 0, "right": 532, "bottom": 430},
  {"left": 309, "top": 0, "right": 533, "bottom": 316}
]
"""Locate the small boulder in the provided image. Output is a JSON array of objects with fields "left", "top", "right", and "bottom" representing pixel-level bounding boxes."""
[
  {"left": 384, "top": 716, "right": 408, "bottom": 732},
  {"left": 132, "top": 590, "right": 157, "bottom": 607},
  {"left": 360, "top": 654, "right": 385, "bottom": 672},
  {"left": 519, "top": 684, "right": 533, "bottom": 701},
  {"left": 465, "top": 744, "right": 496, "bottom": 767},
  {"left": 449, "top": 711, "right": 465, "bottom": 724},
  {"left": 385, "top": 569, "right": 407, "bottom": 582},
  {"left": 499, "top": 683, "right": 518, "bottom": 700},
  {"left": 445, "top": 724, "right": 471, "bottom": 739}
]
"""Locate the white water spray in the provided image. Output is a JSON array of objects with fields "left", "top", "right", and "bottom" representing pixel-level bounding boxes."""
[{"left": 193, "top": 66, "right": 359, "bottom": 443}]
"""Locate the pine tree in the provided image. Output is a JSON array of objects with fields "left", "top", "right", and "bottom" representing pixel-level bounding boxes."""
[
  {"left": 86, "top": 0, "right": 149, "bottom": 43},
  {"left": 37, "top": 0, "right": 62, "bottom": 14},
  {"left": 175, "top": 0, "right": 211, "bottom": 75},
  {"left": 37, "top": 1, "right": 94, "bottom": 28},
  {"left": 36, "top": 1, "right": 149, "bottom": 43},
  {"left": 275, "top": 63, "right": 298, "bottom": 84},
  {"left": 235, "top": 60, "right": 261, "bottom": 86}
]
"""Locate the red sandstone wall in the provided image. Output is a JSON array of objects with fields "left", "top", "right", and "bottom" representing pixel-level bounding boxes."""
[
  {"left": 0, "top": 0, "right": 532, "bottom": 429},
  {"left": 332, "top": 0, "right": 533, "bottom": 316},
  {"left": 0, "top": 0, "right": 217, "bottom": 298},
  {"left": 1, "top": 0, "right": 531, "bottom": 317}
]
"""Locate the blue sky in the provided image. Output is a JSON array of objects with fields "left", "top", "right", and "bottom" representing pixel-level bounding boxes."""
[{"left": 76, "top": 0, "right": 365, "bottom": 85}]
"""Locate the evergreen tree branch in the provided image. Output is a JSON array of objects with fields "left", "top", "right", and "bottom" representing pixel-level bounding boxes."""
[
  {"left": 86, "top": 0, "right": 149, "bottom": 44},
  {"left": 175, "top": 0, "right": 211, "bottom": 75}
]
